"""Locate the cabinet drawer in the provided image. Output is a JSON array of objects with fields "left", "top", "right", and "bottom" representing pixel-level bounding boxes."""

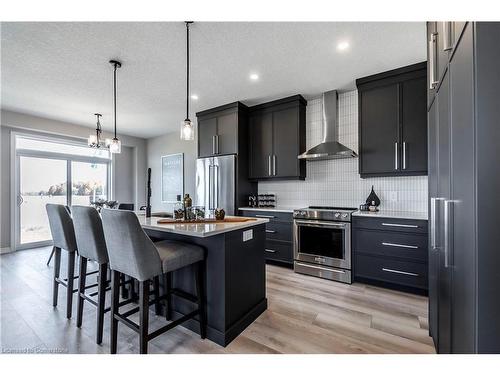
[
  {"left": 239, "top": 210, "right": 293, "bottom": 223},
  {"left": 352, "top": 216, "right": 428, "bottom": 234},
  {"left": 354, "top": 229, "right": 428, "bottom": 262},
  {"left": 264, "top": 240, "right": 293, "bottom": 264},
  {"left": 265, "top": 221, "right": 292, "bottom": 242},
  {"left": 355, "top": 254, "right": 428, "bottom": 290}
]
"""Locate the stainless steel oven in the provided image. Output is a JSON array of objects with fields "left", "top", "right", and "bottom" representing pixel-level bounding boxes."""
[{"left": 293, "top": 207, "right": 355, "bottom": 283}]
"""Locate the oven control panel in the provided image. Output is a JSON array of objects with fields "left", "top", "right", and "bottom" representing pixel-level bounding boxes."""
[{"left": 293, "top": 208, "right": 353, "bottom": 222}]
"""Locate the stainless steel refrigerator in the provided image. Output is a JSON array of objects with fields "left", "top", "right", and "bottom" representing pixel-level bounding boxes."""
[{"left": 195, "top": 155, "right": 236, "bottom": 215}]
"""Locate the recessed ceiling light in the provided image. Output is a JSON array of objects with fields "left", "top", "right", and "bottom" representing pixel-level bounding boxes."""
[
  {"left": 191, "top": 94, "right": 199, "bottom": 100},
  {"left": 337, "top": 41, "right": 350, "bottom": 52},
  {"left": 249, "top": 73, "right": 259, "bottom": 81}
]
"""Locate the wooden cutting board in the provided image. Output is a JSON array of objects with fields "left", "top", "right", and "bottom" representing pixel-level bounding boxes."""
[{"left": 156, "top": 217, "right": 257, "bottom": 224}]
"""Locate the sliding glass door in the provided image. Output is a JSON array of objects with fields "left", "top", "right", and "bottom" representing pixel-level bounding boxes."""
[
  {"left": 14, "top": 134, "right": 111, "bottom": 250},
  {"left": 19, "top": 156, "right": 68, "bottom": 245}
]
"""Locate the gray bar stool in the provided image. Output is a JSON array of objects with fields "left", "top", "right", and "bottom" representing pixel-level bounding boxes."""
[
  {"left": 46, "top": 204, "right": 98, "bottom": 318},
  {"left": 72, "top": 206, "right": 136, "bottom": 344},
  {"left": 101, "top": 209, "right": 206, "bottom": 354}
]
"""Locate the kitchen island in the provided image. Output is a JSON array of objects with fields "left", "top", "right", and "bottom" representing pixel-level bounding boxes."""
[{"left": 136, "top": 214, "right": 269, "bottom": 347}]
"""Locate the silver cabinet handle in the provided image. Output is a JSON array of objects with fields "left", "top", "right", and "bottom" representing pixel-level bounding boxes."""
[
  {"left": 268, "top": 155, "right": 272, "bottom": 176},
  {"left": 382, "top": 242, "right": 418, "bottom": 249},
  {"left": 444, "top": 200, "right": 454, "bottom": 268},
  {"left": 256, "top": 214, "right": 275, "bottom": 219},
  {"left": 402, "top": 141, "right": 407, "bottom": 170},
  {"left": 265, "top": 229, "right": 276, "bottom": 233},
  {"left": 216, "top": 135, "right": 219, "bottom": 154},
  {"left": 429, "top": 33, "right": 439, "bottom": 88},
  {"left": 443, "top": 22, "right": 453, "bottom": 51},
  {"left": 394, "top": 142, "right": 398, "bottom": 170},
  {"left": 430, "top": 197, "right": 445, "bottom": 250},
  {"left": 382, "top": 223, "right": 419, "bottom": 228},
  {"left": 265, "top": 249, "right": 276, "bottom": 253},
  {"left": 382, "top": 268, "right": 419, "bottom": 277},
  {"left": 212, "top": 135, "right": 216, "bottom": 155},
  {"left": 273, "top": 154, "right": 277, "bottom": 176}
]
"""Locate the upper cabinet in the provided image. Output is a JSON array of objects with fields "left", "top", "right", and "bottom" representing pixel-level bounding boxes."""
[
  {"left": 196, "top": 102, "right": 248, "bottom": 158},
  {"left": 427, "top": 21, "right": 467, "bottom": 109},
  {"left": 248, "top": 95, "right": 306, "bottom": 180},
  {"left": 356, "top": 62, "right": 427, "bottom": 178}
]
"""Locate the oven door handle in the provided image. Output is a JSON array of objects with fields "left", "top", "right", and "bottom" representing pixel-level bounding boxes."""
[
  {"left": 295, "top": 262, "right": 347, "bottom": 274},
  {"left": 294, "top": 220, "right": 348, "bottom": 229}
]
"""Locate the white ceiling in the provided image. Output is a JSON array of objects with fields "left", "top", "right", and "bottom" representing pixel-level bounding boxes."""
[{"left": 1, "top": 22, "right": 426, "bottom": 139}]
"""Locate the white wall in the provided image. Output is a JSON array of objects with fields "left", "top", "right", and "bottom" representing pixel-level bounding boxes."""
[
  {"left": 147, "top": 130, "right": 197, "bottom": 213},
  {"left": 258, "top": 91, "right": 428, "bottom": 213},
  {"left": 0, "top": 110, "right": 148, "bottom": 250}
]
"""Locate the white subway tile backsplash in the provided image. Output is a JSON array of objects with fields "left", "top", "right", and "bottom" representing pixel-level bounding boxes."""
[{"left": 258, "top": 90, "right": 428, "bottom": 213}]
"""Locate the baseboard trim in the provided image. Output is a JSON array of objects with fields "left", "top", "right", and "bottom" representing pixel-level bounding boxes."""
[{"left": 0, "top": 247, "right": 14, "bottom": 254}]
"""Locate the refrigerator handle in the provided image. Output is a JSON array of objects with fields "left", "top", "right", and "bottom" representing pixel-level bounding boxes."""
[
  {"left": 208, "top": 165, "right": 213, "bottom": 210},
  {"left": 214, "top": 165, "right": 219, "bottom": 209}
]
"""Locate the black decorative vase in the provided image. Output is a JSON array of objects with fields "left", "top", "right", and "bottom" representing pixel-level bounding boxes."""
[{"left": 365, "top": 185, "right": 381, "bottom": 207}]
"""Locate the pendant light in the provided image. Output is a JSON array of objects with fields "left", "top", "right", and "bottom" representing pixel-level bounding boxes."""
[
  {"left": 180, "top": 21, "right": 194, "bottom": 140},
  {"left": 107, "top": 60, "right": 122, "bottom": 153},
  {"left": 88, "top": 113, "right": 103, "bottom": 148}
]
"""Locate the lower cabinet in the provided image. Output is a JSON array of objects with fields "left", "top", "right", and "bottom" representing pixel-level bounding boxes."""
[
  {"left": 352, "top": 216, "right": 428, "bottom": 295},
  {"left": 239, "top": 209, "right": 293, "bottom": 266}
]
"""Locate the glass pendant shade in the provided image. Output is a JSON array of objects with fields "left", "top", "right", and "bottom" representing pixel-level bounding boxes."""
[
  {"left": 88, "top": 134, "right": 98, "bottom": 147},
  {"left": 180, "top": 119, "right": 194, "bottom": 140},
  {"left": 108, "top": 138, "right": 121, "bottom": 154}
]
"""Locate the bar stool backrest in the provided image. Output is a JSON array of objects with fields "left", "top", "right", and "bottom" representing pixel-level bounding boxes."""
[
  {"left": 72, "top": 205, "right": 109, "bottom": 264},
  {"left": 46, "top": 204, "right": 78, "bottom": 252},
  {"left": 101, "top": 209, "right": 162, "bottom": 281}
]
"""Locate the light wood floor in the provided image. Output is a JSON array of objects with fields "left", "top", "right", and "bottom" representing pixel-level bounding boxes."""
[{"left": 0, "top": 246, "right": 435, "bottom": 354}]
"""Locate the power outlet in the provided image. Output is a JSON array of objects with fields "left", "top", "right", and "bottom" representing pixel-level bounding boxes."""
[
  {"left": 389, "top": 191, "right": 398, "bottom": 202},
  {"left": 243, "top": 229, "right": 253, "bottom": 242}
]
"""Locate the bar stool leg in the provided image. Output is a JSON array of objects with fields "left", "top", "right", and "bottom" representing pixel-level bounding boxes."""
[
  {"left": 46, "top": 246, "right": 56, "bottom": 266},
  {"left": 165, "top": 272, "right": 172, "bottom": 320},
  {"left": 120, "top": 274, "right": 129, "bottom": 299},
  {"left": 153, "top": 276, "right": 161, "bottom": 315},
  {"left": 110, "top": 270, "right": 120, "bottom": 354},
  {"left": 195, "top": 261, "right": 207, "bottom": 339},
  {"left": 96, "top": 263, "right": 107, "bottom": 345},
  {"left": 66, "top": 251, "right": 76, "bottom": 319},
  {"left": 76, "top": 256, "right": 88, "bottom": 327},
  {"left": 139, "top": 279, "right": 150, "bottom": 354},
  {"left": 52, "top": 247, "right": 61, "bottom": 307}
]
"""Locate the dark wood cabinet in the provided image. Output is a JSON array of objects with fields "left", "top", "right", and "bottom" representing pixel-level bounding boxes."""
[
  {"left": 238, "top": 209, "right": 293, "bottom": 266},
  {"left": 401, "top": 76, "right": 428, "bottom": 173},
  {"left": 197, "top": 117, "right": 217, "bottom": 157},
  {"left": 427, "top": 21, "right": 467, "bottom": 109},
  {"left": 248, "top": 95, "right": 306, "bottom": 180},
  {"left": 248, "top": 112, "right": 273, "bottom": 179},
  {"left": 196, "top": 102, "right": 247, "bottom": 158},
  {"left": 352, "top": 216, "right": 428, "bottom": 295},
  {"left": 356, "top": 62, "right": 427, "bottom": 178},
  {"left": 427, "top": 22, "right": 500, "bottom": 353},
  {"left": 358, "top": 84, "right": 399, "bottom": 174}
]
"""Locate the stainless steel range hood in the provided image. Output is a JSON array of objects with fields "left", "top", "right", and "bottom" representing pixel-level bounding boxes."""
[{"left": 298, "top": 90, "right": 357, "bottom": 161}]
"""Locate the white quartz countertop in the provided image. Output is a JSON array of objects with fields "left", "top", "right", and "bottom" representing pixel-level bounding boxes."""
[
  {"left": 137, "top": 214, "right": 269, "bottom": 238},
  {"left": 352, "top": 210, "right": 428, "bottom": 221},
  {"left": 238, "top": 206, "right": 296, "bottom": 213}
]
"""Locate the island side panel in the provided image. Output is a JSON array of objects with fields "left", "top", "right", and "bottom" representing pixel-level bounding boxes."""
[{"left": 226, "top": 224, "right": 266, "bottom": 329}]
